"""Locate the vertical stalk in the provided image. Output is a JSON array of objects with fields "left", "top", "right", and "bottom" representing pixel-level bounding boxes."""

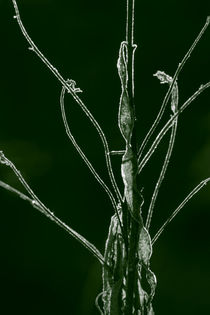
[
  {"left": 124, "top": 0, "right": 144, "bottom": 314},
  {"left": 126, "top": 0, "right": 136, "bottom": 118}
]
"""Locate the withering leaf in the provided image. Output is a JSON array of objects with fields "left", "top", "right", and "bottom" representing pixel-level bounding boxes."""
[
  {"left": 138, "top": 227, "right": 157, "bottom": 311},
  {"left": 117, "top": 41, "right": 134, "bottom": 142}
]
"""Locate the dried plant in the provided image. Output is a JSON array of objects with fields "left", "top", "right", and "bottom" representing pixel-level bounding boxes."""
[{"left": 1, "top": 1, "right": 210, "bottom": 314}]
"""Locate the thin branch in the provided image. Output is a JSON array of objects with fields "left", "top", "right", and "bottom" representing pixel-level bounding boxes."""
[
  {"left": 126, "top": 0, "right": 135, "bottom": 45},
  {"left": 0, "top": 180, "right": 40, "bottom": 207},
  {"left": 11, "top": 0, "right": 122, "bottom": 204},
  {"left": 95, "top": 292, "right": 105, "bottom": 315},
  {"left": 108, "top": 150, "right": 125, "bottom": 155},
  {"left": 137, "top": 16, "right": 210, "bottom": 163},
  {"left": 146, "top": 123, "right": 178, "bottom": 230},
  {"left": 60, "top": 86, "right": 118, "bottom": 211},
  {"left": 138, "top": 81, "right": 210, "bottom": 174},
  {"left": 126, "top": 0, "right": 137, "bottom": 99},
  {"left": 12, "top": 0, "right": 70, "bottom": 94},
  {"left": 152, "top": 178, "right": 210, "bottom": 245},
  {"left": 0, "top": 152, "right": 106, "bottom": 266},
  {"left": 146, "top": 75, "right": 179, "bottom": 230}
]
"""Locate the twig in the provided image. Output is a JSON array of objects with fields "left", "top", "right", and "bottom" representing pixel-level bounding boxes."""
[
  {"left": 0, "top": 152, "right": 106, "bottom": 266},
  {"left": 108, "top": 151, "right": 125, "bottom": 155},
  {"left": 60, "top": 87, "right": 124, "bottom": 236},
  {"left": 11, "top": 0, "right": 122, "bottom": 204},
  {"left": 95, "top": 292, "right": 104, "bottom": 315},
  {"left": 60, "top": 86, "right": 117, "bottom": 211},
  {"left": 138, "top": 81, "right": 210, "bottom": 174},
  {"left": 146, "top": 72, "right": 179, "bottom": 230},
  {"left": 0, "top": 180, "right": 40, "bottom": 206},
  {"left": 137, "top": 16, "right": 210, "bottom": 163},
  {"left": 152, "top": 178, "right": 210, "bottom": 244}
]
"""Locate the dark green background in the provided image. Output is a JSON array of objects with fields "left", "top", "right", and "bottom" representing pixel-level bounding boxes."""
[{"left": 0, "top": 0, "right": 210, "bottom": 314}]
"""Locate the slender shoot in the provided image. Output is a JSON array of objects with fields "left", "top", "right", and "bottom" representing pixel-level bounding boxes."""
[
  {"left": 152, "top": 178, "right": 210, "bottom": 244},
  {"left": 0, "top": 151, "right": 106, "bottom": 265},
  {"left": 11, "top": 0, "right": 123, "bottom": 204},
  {"left": 146, "top": 72, "right": 179, "bottom": 230},
  {"left": 137, "top": 16, "right": 210, "bottom": 163},
  {"left": 138, "top": 81, "right": 210, "bottom": 174}
]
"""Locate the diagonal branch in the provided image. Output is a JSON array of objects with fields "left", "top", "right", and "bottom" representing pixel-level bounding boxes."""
[
  {"left": 0, "top": 180, "right": 40, "bottom": 207},
  {"left": 60, "top": 86, "right": 124, "bottom": 231},
  {"left": 11, "top": 0, "right": 122, "bottom": 204},
  {"left": 152, "top": 178, "right": 210, "bottom": 245},
  {"left": 146, "top": 73, "right": 179, "bottom": 230},
  {"left": 137, "top": 16, "right": 210, "bottom": 163},
  {"left": 0, "top": 152, "right": 106, "bottom": 266},
  {"left": 138, "top": 81, "right": 210, "bottom": 174}
]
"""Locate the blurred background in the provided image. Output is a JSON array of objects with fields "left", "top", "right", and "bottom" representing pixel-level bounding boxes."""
[{"left": 0, "top": 0, "right": 210, "bottom": 314}]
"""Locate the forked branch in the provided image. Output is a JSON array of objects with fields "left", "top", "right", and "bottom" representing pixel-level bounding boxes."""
[
  {"left": 137, "top": 16, "right": 210, "bottom": 163},
  {"left": 60, "top": 87, "right": 124, "bottom": 230},
  {"left": 146, "top": 72, "right": 179, "bottom": 230},
  {"left": 60, "top": 86, "right": 117, "bottom": 211},
  {"left": 0, "top": 152, "right": 106, "bottom": 266},
  {"left": 138, "top": 81, "right": 210, "bottom": 174},
  {"left": 11, "top": 0, "right": 122, "bottom": 205}
]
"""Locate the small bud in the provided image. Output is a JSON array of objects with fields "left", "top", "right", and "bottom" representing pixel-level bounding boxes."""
[
  {"left": 0, "top": 151, "right": 10, "bottom": 166},
  {"left": 153, "top": 70, "right": 172, "bottom": 84},
  {"left": 66, "top": 79, "right": 82, "bottom": 93}
]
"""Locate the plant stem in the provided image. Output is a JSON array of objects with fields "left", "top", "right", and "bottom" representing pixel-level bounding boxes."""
[
  {"left": 11, "top": 0, "right": 123, "bottom": 207},
  {"left": 126, "top": 0, "right": 136, "bottom": 115},
  {"left": 124, "top": 1, "right": 143, "bottom": 314},
  {"left": 0, "top": 159, "right": 106, "bottom": 266},
  {"left": 138, "top": 81, "right": 210, "bottom": 174},
  {"left": 152, "top": 177, "right": 210, "bottom": 244},
  {"left": 137, "top": 16, "right": 210, "bottom": 163}
]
